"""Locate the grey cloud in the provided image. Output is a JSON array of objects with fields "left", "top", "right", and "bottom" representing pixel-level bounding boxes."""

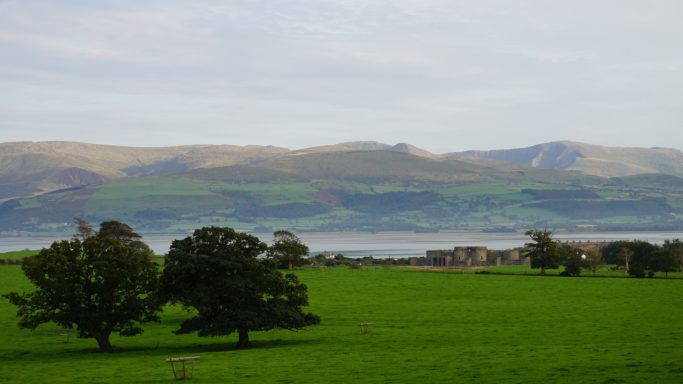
[{"left": 0, "top": 0, "right": 681, "bottom": 151}]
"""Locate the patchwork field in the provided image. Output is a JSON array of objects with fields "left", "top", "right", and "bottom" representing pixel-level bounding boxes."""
[{"left": 1, "top": 266, "right": 682, "bottom": 383}]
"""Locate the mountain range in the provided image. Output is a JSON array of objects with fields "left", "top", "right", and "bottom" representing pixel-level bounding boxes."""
[
  {"left": 1, "top": 140, "right": 682, "bottom": 234},
  {"left": 2, "top": 140, "right": 682, "bottom": 201}
]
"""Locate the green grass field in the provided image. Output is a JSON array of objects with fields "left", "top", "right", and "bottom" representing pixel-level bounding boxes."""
[
  {"left": 1, "top": 265, "right": 682, "bottom": 383},
  {"left": 0, "top": 250, "right": 39, "bottom": 261}
]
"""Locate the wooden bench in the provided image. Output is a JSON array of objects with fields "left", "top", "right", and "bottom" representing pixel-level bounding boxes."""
[
  {"left": 359, "top": 322, "right": 373, "bottom": 334},
  {"left": 166, "top": 356, "right": 200, "bottom": 380},
  {"left": 59, "top": 332, "right": 70, "bottom": 343}
]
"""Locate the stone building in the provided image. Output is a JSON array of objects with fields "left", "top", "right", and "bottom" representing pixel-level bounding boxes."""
[
  {"left": 425, "top": 246, "right": 528, "bottom": 268},
  {"left": 423, "top": 240, "right": 612, "bottom": 268},
  {"left": 427, "top": 246, "right": 488, "bottom": 267}
]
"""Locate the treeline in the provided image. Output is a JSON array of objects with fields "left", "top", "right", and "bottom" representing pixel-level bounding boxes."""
[
  {"left": 308, "top": 253, "right": 412, "bottom": 268},
  {"left": 601, "top": 239, "right": 683, "bottom": 277},
  {"left": 524, "top": 229, "right": 683, "bottom": 277},
  {"left": 4, "top": 220, "right": 320, "bottom": 353}
]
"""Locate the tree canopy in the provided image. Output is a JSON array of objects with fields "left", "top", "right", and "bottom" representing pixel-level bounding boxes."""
[
  {"left": 4, "top": 221, "right": 161, "bottom": 352},
  {"left": 560, "top": 244, "right": 584, "bottom": 276},
  {"left": 268, "top": 230, "right": 310, "bottom": 270},
  {"left": 663, "top": 239, "right": 683, "bottom": 272},
  {"left": 650, "top": 248, "right": 679, "bottom": 277},
  {"left": 161, "top": 227, "right": 320, "bottom": 349},
  {"left": 523, "top": 229, "right": 562, "bottom": 275}
]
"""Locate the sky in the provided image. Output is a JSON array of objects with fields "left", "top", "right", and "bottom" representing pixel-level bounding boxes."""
[{"left": 1, "top": 0, "right": 682, "bottom": 153}]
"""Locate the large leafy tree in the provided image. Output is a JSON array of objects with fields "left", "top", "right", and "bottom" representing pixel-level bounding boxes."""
[
  {"left": 4, "top": 221, "right": 161, "bottom": 352},
  {"left": 584, "top": 249, "right": 604, "bottom": 277},
  {"left": 650, "top": 248, "right": 679, "bottom": 277},
  {"left": 268, "top": 230, "right": 310, "bottom": 270},
  {"left": 561, "top": 244, "right": 584, "bottom": 276},
  {"left": 663, "top": 239, "right": 683, "bottom": 272},
  {"left": 161, "top": 227, "right": 320, "bottom": 349},
  {"left": 625, "top": 240, "right": 657, "bottom": 277},
  {"left": 523, "top": 229, "right": 562, "bottom": 275}
]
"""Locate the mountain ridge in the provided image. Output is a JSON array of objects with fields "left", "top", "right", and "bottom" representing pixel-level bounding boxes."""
[
  {"left": 1, "top": 140, "right": 682, "bottom": 234},
  {"left": 448, "top": 140, "right": 683, "bottom": 178},
  {"left": 2, "top": 140, "right": 682, "bottom": 201}
]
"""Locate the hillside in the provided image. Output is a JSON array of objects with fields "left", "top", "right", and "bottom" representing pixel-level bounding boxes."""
[
  {"left": 449, "top": 141, "right": 683, "bottom": 178},
  {"left": 0, "top": 141, "right": 288, "bottom": 199},
  {"left": 4, "top": 140, "right": 683, "bottom": 202},
  {"left": 1, "top": 147, "right": 682, "bottom": 234},
  {"left": 1, "top": 140, "right": 683, "bottom": 234}
]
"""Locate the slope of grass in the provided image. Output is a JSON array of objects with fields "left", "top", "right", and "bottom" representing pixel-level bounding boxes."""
[
  {"left": 1, "top": 266, "right": 682, "bottom": 383},
  {"left": 0, "top": 249, "right": 39, "bottom": 261}
]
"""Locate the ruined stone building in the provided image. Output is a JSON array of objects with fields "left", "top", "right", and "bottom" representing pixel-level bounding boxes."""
[
  {"left": 426, "top": 246, "right": 488, "bottom": 267},
  {"left": 425, "top": 247, "right": 527, "bottom": 267},
  {"left": 422, "top": 240, "right": 612, "bottom": 268}
]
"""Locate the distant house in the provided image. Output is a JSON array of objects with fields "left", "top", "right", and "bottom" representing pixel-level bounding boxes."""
[{"left": 575, "top": 224, "right": 598, "bottom": 231}]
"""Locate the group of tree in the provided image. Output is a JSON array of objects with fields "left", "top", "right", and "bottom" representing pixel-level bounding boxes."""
[
  {"left": 524, "top": 229, "right": 682, "bottom": 277},
  {"left": 602, "top": 239, "right": 682, "bottom": 277},
  {"left": 308, "top": 253, "right": 412, "bottom": 267},
  {"left": 4, "top": 220, "right": 319, "bottom": 353}
]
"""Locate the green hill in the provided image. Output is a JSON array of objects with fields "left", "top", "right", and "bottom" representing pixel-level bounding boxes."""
[
  {"left": 5, "top": 140, "right": 683, "bottom": 202},
  {"left": 1, "top": 148, "right": 682, "bottom": 234},
  {"left": 0, "top": 141, "right": 288, "bottom": 200}
]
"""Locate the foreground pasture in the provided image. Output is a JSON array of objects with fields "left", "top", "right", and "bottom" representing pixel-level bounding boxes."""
[{"left": 1, "top": 266, "right": 682, "bottom": 383}]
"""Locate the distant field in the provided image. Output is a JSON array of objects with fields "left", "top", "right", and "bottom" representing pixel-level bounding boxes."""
[
  {"left": 3, "top": 166, "right": 683, "bottom": 234},
  {"left": 0, "top": 249, "right": 38, "bottom": 261},
  {"left": 1, "top": 266, "right": 682, "bottom": 383}
]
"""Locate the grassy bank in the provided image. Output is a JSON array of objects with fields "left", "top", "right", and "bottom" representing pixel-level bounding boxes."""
[
  {"left": 1, "top": 266, "right": 682, "bottom": 383},
  {"left": 0, "top": 249, "right": 39, "bottom": 262}
]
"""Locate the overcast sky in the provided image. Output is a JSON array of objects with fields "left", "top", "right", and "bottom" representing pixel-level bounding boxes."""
[{"left": 1, "top": 0, "right": 681, "bottom": 153}]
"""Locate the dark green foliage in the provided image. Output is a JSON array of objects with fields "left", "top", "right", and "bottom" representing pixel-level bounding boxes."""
[
  {"left": 585, "top": 250, "right": 604, "bottom": 276},
  {"left": 235, "top": 202, "right": 331, "bottom": 218},
  {"left": 528, "top": 197, "right": 671, "bottom": 219},
  {"left": 562, "top": 246, "right": 584, "bottom": 276},
  {"left": 650, "top": 248, "right": 679, "bottom": 277},
  {"left": 268, "top": 230, "right": 310, "bottom": 270},
  {"left": 626, "top": 241, "right": 657, "bottom": 278},
  {"left": 522, "top": 189, "right": 599, "bottom": 199},
  {"left": 663, "top": 239, "right": 683, "bottom": 271},
  {"left": 73, "top": 217, "right": 94, "bottom": 238},
  {"left": 3, "top": 221, "right": 161, "bottom": 352},
  {"left": 603, "top": 240, "right": 668, "bottom": 277},
  {"left": 524, "top": 229, "right": 563, "bottom": 275},
  {"left": 97, "top": 220, "right": 141, "bottom": 242},
  {"left": 338, "top": 191, "right": 441, "bottom": 214},
  {"left": 161, "top": 227, "right": 320, "bottom": 349},
  {"left": 602, "top": 241, "right": 635, "bottom": 265}
]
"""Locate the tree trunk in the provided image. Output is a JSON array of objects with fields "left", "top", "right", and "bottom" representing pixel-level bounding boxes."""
[
  {"left": 540, "top": 266, "right": 545, "bottom": 275},
  {"left": 288, "top": 262, "right": 293, "bottom": 270},
  {"left": 236, "top": 329, "right": 251, "bottom": 349},
  {"left": 94, "top": 332, "right": 114, "bottom": 353}
]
